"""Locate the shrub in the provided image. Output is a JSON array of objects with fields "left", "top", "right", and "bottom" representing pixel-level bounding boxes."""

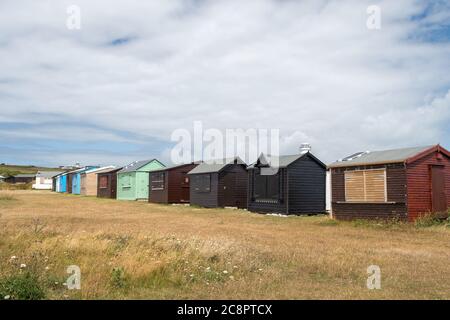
[
  {"left": 415, "top": 211, "right": 449, "bottom": 228},
  {"left": 110, "top": 267, "right": 129, "bottom": 290},
  {"left": 351, "top": 217, "right": 405, "bottom": 229},
  {"left": 0, "top": 272, "right": 46, "bottom": 300},
  {"left": 0, "top": 194, "right": 16, "bottom": 201},
  {"left": 0, "top": 183, "right": 32, "bottom": 191}
]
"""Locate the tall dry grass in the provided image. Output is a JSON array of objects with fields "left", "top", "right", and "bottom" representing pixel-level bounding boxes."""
[{"left": 0, "top": 190, "right": 449, "bottom": 299}]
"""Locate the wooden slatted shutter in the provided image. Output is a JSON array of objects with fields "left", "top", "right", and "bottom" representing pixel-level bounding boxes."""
[
  {"left": 365, "top": 170, "right": 386, "bottom": 202},
  {"left": 345, "top": 171, "right": 365, "bottom": 201},
  {"left": 345, "top": 169, "right": 386, "bottom": 202}
]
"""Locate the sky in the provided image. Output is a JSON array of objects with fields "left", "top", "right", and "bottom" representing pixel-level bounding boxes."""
[{"left": 0, "top": 0, "right": 449, "bottom": 167}]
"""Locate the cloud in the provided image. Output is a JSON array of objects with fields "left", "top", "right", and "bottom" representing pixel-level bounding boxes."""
[{"left": 0, "top": 0, "right": 449, "bottom": 166}]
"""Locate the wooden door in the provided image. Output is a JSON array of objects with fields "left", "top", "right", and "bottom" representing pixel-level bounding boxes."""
[
  {"left": 431, "top": 165, "right": 447, "bottom": 213},
  {"left": 223, "top": 172, "right": 236, "bottom": 206},
  {"left": 180, "top": 172, "right": 190, "bottom": 203},
  {"left": 137, "top": 174, "right": 149, "bottom": 199},
  {"left": 110, "top": 175, "right": 117, "bottom": 199},
  {"left": 67, "top": 175, "right": 72, "bottom": 193}
]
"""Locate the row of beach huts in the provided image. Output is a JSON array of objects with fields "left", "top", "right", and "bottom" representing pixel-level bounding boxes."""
[{"left": 50, "top": 144, "right": 450, "bottom": 222}]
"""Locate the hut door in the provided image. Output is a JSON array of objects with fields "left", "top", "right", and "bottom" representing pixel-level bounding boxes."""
[
  {"left": 111, "top": 176, "right": 117, "bottom": 198},
  {"left": 181, "top": 174, "right": 190, "bottom": 202},
  {"left": 431, "top": 165, "right": 447, "bottom": 213},
  {"left": 223, "top": 173, "right": 236, "bottom": 206}
]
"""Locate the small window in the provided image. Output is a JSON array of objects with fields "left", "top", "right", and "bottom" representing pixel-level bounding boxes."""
[
  {"left": 182, "top": 172, "right": 189, "bottom": 186},
  {"left": 253, "top": 170, "right": 281, "bottom": 202},
  {"left": 194, "top": 174, "right": 211, "bottom": 192},
  {"left": 122, "top": 174, "right": 131, "bottom": 188},
  {"left": 345, "top": 169, "right": 386, "bottom": 202},
  {"left": 99, "top": 176, "right": 108, "bottom": 189},
  {"left": 151, "top": 172, "right": 165, "bottom": 190}
]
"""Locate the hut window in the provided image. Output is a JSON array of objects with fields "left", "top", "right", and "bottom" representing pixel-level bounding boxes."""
[
  {"left": 99, "top": 176, "right": 108, "bottom": 189},
  {"left": 122, "top": 174, "right": 131, "bottom": 188},
  {"left": 253, "top": 171, "right": 280, "bottom": 201},
  {"left": 345, "top": 169, "right": 386, "bottom": 202},
  {"left": 151, "top": 172, "right": 165, "bottom": 190},
  {"left": 194, "top": 174, "right": 211, "bottom": 192}
]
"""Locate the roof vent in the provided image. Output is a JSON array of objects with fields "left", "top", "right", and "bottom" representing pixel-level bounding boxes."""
[
  {"left": 341, "top": 151, "right": 368, "bottom": 162},
  {"left": 299, "top": 143, "right": 311, "bottom": 153}
]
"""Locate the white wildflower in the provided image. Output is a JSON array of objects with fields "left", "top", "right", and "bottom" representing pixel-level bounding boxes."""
[
  {"left": 20, "top": 263, "right": 26, "bottom": 269},
  {"left": 4, "top": 295, "right": 10, "bottom": 300},
  {"left": 223, "top": 270, "right": 228, "bottom": 274},
  {"left": 229, "top": 276, "right": 235, "bottom": 280}
]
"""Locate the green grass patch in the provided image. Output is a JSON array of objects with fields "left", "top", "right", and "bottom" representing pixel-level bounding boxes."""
[{"left": 0, "top": 271, "right": 46, "bottom": 300}]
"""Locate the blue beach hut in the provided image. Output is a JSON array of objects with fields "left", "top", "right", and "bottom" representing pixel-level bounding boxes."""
[
  {"left": 71, "top": 166, "right": 99, "bottom": 195},
  {"left": 59, "top": 174, "right": 67, "bottom": 193}
]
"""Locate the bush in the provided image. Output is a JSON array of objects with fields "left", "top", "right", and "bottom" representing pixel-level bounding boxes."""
[
  {"left": 110, "top": 267, "right": 129, "bottom": 290},
  {"left": 415, "top": 211, "right": 449, "bottom": 228},
  {"left": 351, "top": 217, "right": 405, "bottom": 229},
  {"left": 0, "top": 194, "right": 16, "bottom": 201},
  {"left": 0, "top": 272, "right": 46, "bottom": 300},
  {"left": 0, "top": 183, "right": 32, "bottom": 191}
]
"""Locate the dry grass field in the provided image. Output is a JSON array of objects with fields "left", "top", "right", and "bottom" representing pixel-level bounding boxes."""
[{"left": 0, "top": 190, "right": 449, "bottom": 300}]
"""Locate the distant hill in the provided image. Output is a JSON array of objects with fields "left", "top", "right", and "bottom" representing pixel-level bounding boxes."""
[{"left": 0, "top": 164, "right": 61, "bottom": 177}]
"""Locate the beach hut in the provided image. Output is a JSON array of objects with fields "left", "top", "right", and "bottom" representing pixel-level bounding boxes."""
[
  {"left": 67, "top": 171, "right": 74, "bottom": 193},
  {"left": 117, "top": 159, "right": 165, "bottom": 201},
  {"left": 33, "top": 171, "right": 63, "bottom": 190},
  {"left": 247, "top": 152, "right": 326, "bottom": 215},
  {"left": 71, "top": 166, "right": 99, "bottom": 195},
  {"left": 80, "top": 166, "right": 116, "bottom": 196},
  {"left": 187, "top": 157, "right": 248, "bottom": 209},
  {"left": 6, "top": 174, "right": 35, "bottom": 184},
  {"left": 149, "top": 163, "right": 198, "bottom": 204},
  {"left": 328, "top": 145, "right": 450, "bottom": 221},
  {"left": 52, "top": 175, "right": 58, "bottom": 192},
  {"left": 59, "top": 173, "right": 68, "bottom": 193},
  {"left": 97, "top": 168, "right": 122, "bottom": 199}
]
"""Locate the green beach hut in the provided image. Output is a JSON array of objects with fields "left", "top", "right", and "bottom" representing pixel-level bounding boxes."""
[{"left": 117, "top": 159, "right": 165, "bottom": 201}]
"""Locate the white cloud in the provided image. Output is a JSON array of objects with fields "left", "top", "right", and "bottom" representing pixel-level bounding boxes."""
[{"left": 0, "top": 0, "right": 449, "bottom": 165}]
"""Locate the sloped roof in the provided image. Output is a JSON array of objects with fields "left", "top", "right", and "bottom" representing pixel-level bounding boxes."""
[
  {"left": 188, "top": 157, "right": 245, "bottom": 175},
  {"left": 149, "top": 162, "right": 199, "bottom": 173},
  {"left": 69, "top": 166, "right": 100, "bottom": 175},
  {"left": 13, "top": 174, "right": 36, "bottom": 178},
  {"left": 36, "top": 171, "right": 64, "bottom": 178},
  {"left": 328, "top": 145, "right": 435, "bottom": 168},
  {"left": 247, "top": 152, "right": 326, "bottom": 169},
  {"left": 97, "top": 167, "right": 123, "bottom": 174},
  {"left": 83, "top": 166, "right": 116, "bottom": 175},
  {"left": 118, "top": 159, "right": 163, "bottom": 173}
]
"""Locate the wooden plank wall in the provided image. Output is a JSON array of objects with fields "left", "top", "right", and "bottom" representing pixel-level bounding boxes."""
[
  {"left": 190, "top": 173, "right": 219, "bottom": 208},
  {"left": 287, "top": 155, "right": 326, "bottom": 214},
  {"left": 218, "top": 165, "right": 248, "bottom": 209},
  {"left": 331, "top": 163, "right": 407, "bottom": 220},
  {"left": 406, "top": 151, "right": 450, "bottom": 221}
]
